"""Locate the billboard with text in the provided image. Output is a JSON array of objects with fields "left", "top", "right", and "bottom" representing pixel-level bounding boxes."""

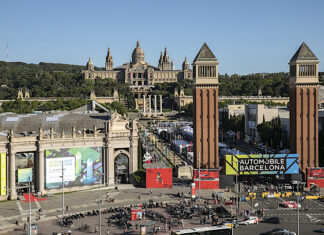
[
  {"left": 226, "top": 154, "right": 299, "bottom": 175},
  {"left": 18, "top": 168, "right": 33, "bottom": 183},
  {"left": 45, "top": 147, "right": 102, "bottom": 189}
]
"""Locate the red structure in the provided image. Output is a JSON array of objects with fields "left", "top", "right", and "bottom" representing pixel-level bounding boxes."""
[
  {"left": 289, "top": 43, "right": 320, "bottom": 173},
  {"left": 193, "top": 43, "right": 220, "bottom": 170},
  {"left": 306, "top": 167, "right": 324, "bottom": 188},
  {"left": 131, "top": 207, "right": 143, "bottom": 221},
  {"left": 146, "top": 168, "right": 172, "bottom": 188},
  {"left": 193, "top": 169, "right": 219, "bottom": 189}
]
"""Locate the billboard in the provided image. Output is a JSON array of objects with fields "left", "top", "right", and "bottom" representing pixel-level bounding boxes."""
[
  {"left": 146, "top": 168, "right": 172, "bottom": 188},
  {"left": 193, "top": 169, "right": 219, "bottom": 189},
  {"left": 225, "top": 154, "right": 299, "bottom": 175},
  {"left": 18, "top": 168, "right": 32, "bottom": 183},
  {"left": 45, "top": 147, "right": 102, "bottom": 189},
  {"left": 0, "top": 153, "right": 6, "bottom": 196},
  {"left": 307, "top": 167, "right": 324, "bottom": 188}
]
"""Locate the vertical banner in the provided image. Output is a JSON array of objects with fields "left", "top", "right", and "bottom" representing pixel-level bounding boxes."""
[
  {"left": 0, "top": 153, "right": 6, "bottom": 196},
  {"left": 191, "top": 183, "right": 196, "bottom": 198}
]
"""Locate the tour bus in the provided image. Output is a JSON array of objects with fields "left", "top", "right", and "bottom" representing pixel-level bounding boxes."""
[{"left": 171, "top": 225, "right": 231, "bottom": 235}]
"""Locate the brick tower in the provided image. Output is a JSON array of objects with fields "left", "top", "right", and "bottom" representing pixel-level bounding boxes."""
[
  {"left": 289, "top": 42, "right": 320, "bottom": 173},
  {"left": 193, "top": 43, "right": 219, "bottom": 169}
]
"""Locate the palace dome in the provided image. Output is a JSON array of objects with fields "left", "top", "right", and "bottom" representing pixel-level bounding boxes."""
[{"left": 132, "top": 40, "right": 145, "bottom": 64}]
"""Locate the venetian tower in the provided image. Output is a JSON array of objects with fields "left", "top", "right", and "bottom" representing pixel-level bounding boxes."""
[
  {"left": 289, "top": 42, "right": 320, "bottom": 173},
  {"left": 193, "top": 43, "right": 219, "bottom": 169}
]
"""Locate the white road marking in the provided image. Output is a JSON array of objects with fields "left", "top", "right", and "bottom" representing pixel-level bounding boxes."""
[
  {"left": 16, "top": 201, "right": 23, "bottom": 214},
  {"left": 35, "top": 200, "right": 41, "bottom": 209}
]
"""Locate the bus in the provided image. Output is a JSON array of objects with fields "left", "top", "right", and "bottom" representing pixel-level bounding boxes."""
[{"left": 171, "top": 225, "right": 232, "bottom": 235}]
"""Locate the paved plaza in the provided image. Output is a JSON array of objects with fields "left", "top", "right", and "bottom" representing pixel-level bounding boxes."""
[{"left": 0, "top": 184, "right": 324, "bottom": 234}]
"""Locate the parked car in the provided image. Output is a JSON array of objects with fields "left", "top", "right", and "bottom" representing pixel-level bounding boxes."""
[
  {"left": 260, "top": 228, "right": 296, "bottom": 235},
  {"left": 280, "top": 201, "right": 301, "bottom": 209},
  {"left": 283, "top": 184, "right": 293, "bottom": 190},
  {"left": 262, "top": 216, "right": 280, "bottom": 224},
  {"left": 237, "top": 216, "right": 260, "bottom": 225}
]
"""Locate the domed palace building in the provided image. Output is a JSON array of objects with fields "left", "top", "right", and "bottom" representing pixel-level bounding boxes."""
[{"left": 83, "top": 41, "right": 192, "bottom": 109}]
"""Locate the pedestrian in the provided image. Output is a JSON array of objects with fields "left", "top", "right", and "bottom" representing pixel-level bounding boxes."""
[
  {"left": 305, "top": 204, "right": 308, "bottom": 212},
  {"left": 136, "top": 224, "right": 138, "bottom": 230},
  {"left": 150, "top": 189, "right": 153, "bottom": 194},
  {"left": 95, "top": 226, "right": 99, "bottom": 233},
  {"left": 160, "top": 192, "right": 162, "bottom": 198},
  {"left": 107, "top": 230, "right": 109, "bottom": 235},
  {"left": 168, "top": 225, "right": 171, "bottom": 231},
  {"left": 24, "top": 223, "right": 27, "bottom": 231}
]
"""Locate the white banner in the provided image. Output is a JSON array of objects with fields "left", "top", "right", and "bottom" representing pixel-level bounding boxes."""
[{"left": 46, "top": 157, "right": 75, "bottom": 184}]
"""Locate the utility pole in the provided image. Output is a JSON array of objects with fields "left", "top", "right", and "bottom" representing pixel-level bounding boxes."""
[
  {"left": 297, "top": 182, "right": 299, "bottom": 235},
  {"left": 28, "top": 176, "right": 32, "bottom": 235},
  {"left": 61, "top": 162, "right": 65, "bottom": 218},
  {"left": 235, "top": 161, "right": 239, "bottom": 220},
  {"left": 98, "top": 173, "right": 104, "bottom": 235},
  {"left": 198, "top": 152, "right": 201, "bottom": 199}
]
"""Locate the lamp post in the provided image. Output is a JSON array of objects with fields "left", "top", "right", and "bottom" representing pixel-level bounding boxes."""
[
  {"left": 98, "top": 172, "right": 104, "bottom": 235},
  {"left": 198, "top": 152, "right": 201, "bottom": 199},
  {"left": 235, "top": 161, "right": 239, "bottom": 220},
  {"left": 296, "top": 181, "right": 300, "bottom": 235},
  {"left": 28, "top": 176, "right": 32, "bottom": 235}
]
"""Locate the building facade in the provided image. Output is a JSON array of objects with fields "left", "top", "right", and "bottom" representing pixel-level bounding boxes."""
[
  {"left": 193, "top": 43, "right": 219, "bottom": 169},
  {"left": 83, "top": 41, "right": 192, "bottom": 102},
  {"left": 0, "top": 112, "right": 138, "bottom": 200},
  {"left": 289, "top": 42, "right": 320, "bottom": 173}
]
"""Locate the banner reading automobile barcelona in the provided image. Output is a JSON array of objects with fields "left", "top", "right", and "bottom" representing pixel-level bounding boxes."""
[{"left": 225, "top": 154, "right": 299, "bottom": 175}]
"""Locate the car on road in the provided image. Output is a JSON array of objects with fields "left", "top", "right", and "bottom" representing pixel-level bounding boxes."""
[
  {"left": 237, "top": 216, "right": 260, "bottom": 225},
  {"left": 220, "top": 219, "right": 239, "bottom": 228},
  {"left": 260, "top": 228, "right": 296, "bottom": 235},
  {"left": 262, "top": 216, "right": 280, "bottom": 224},
  {"left": 283, "top": 184, "right": 293, "bottom": 190},
  {"left": 317, "top": 228, "right": 324, "bottom": 233},
  {"left": 280, "top": 201, "right": 301, "bottom": 209}
]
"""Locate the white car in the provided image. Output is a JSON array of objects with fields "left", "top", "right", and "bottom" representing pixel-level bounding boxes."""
[{"left": 237, "top": 216, "right": 260, "bottom": 225}]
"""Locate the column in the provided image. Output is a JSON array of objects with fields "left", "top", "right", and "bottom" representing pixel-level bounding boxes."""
[
  {"left": 37, "top": 149, "right": 45, "bottom": 193},
  {"left": 154, "top": 95, "right": 157, "bottom": 114},
  {"left": 143, "top": 95, "right": 146, "bottom": 114},
  {"left": 9, "top": 151, "right": 16, "bottom": 199},
  {"left": 160, "top": 95, "right": 163, "bottom": 113},
  {"left": 107, "top": 146, "right": 114, "bottom": 186},
  {"left": 148, "top": 95, "right": 151, "bottom": 114}
]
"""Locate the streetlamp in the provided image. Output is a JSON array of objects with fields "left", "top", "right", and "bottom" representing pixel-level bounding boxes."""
[
  {"left": 98, "top": 172, "right": 105, "bottom": 235},
  {"left": 234, "top": 161, "right": 239, "bottom": 220},
  {"left": 28, "top": 176, "right": 32, "bottom": 235},
  {"left": 198, "top": 152, "right": 201, "bottom": 199},
  {"left": 291, "top": 181, "right": 300, "bottom": 235}
]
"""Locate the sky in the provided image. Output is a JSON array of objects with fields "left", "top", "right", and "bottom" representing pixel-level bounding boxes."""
[{"left": 0, "top": 0, "right": 323, "bottom": 75}]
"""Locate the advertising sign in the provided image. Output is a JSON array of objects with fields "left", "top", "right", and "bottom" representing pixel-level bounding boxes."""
[
  {"left": 0, "top": 153, "right": 6, "bottom": 196},
  {"left": 193, "top": 169, "right": 219, "bottom": 189},
  {"left": 146, "top": 168, "right": 172, "bottom": 188},
  {"left": 18, "top": 168, "right": 32, "bottom": 183},
  {"left": 307, "top": 167, "right": 324, "bottom": 188},
  {"left": 45, "top": 147, "right": 102, "bottom": 189},
  {"left": 191, "top": 183, "right": 196, "bottom": 198},
  {"left": 46, "top": 158, "right": 75, "bottom": 183},
  {"left": 225, "top": 154, "right": 299, "bottom": 175}
]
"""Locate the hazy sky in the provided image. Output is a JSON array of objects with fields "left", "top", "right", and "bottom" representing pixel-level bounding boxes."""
[{"left": 1, "top": 0, "right": 323, "bottom": 74}]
